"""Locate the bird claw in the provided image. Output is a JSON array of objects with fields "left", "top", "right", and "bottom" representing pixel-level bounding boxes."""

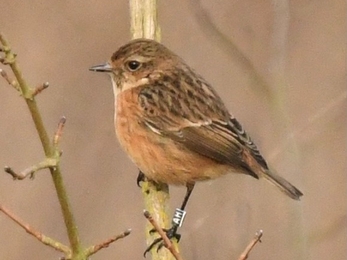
[
  {"left": 137, "top": 171, "right": 146, "bottom": 187},
  {"left": 143, "top": 226, "right": 181, "bottom": 257}
]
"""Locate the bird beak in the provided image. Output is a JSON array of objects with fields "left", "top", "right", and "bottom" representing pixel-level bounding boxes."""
[{"left": 89, "top": 63, "right": 112, "bottom": 72}]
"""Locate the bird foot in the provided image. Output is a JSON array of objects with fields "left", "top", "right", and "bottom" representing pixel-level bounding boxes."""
[
  {"left": 137, "top": 171, "right": 146, "bottom": 187},
  {"left": 143, "top": 225, "right": 181, "bottom": 257}
]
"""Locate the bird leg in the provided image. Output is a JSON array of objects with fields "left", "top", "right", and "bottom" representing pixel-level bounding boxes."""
[
  {"left": 144, "top": 183, "right": 195, "bottom": 256},
  {"left": 180, "top": 183, "right": 195, "bottom": 211}
]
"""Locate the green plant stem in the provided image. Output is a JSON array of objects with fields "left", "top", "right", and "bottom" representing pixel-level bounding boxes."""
[
  {"left": 0, "top": 33, "right": 83, "bottom": 258},
  {"left": 129, "top": 1, "right": 177, "bottom": 259},
  {"left": 130, "top": 0, "right": 161, "bottom": 40}
]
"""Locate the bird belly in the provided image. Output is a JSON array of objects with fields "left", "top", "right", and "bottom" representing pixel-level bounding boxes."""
[{"left": 115, "top": 91, "right": 232, "bottom": 185}]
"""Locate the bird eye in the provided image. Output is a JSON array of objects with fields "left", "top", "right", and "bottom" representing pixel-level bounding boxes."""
[{"left": 126, "top": 60, "right": 141, "bottom": 71}]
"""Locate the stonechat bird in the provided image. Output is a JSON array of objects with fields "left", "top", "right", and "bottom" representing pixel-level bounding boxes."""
[{"left": 90, "top": 38, "right": 303, "bottom": 251}]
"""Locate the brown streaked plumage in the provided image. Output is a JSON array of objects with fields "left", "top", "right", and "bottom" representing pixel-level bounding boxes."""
[{"left": 90, "top": 38, "right": 303, "bottom": 200}]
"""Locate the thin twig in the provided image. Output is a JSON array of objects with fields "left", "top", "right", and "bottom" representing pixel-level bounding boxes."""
[
  {"left": 238, "top": 230, "right": 263, "bottom": 260},
  {"left": 53, "top": 116, "right": 67, "bottom": 147},
  {"left": 0, "top": 204, "right": 71, "bottom": 255},
  {"left": 85, "top": 229, "right": 132, "bottom": 256},
  {"left": 32, "top": 81, "right": 49, "bottom": 96},
  {"left": 3, "top": 116, "right": 64, "bottom": 180},
  {"left": 0, "top": 32, "right": 83, "bottom": 255},
  {"left": 4, "top": 157, "right": 58, "bottom": 180},
  {"left": 144, "top": 210, "right": 183, "bottom": 260}
]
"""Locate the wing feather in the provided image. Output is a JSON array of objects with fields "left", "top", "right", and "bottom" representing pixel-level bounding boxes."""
[{"left": 138, "top": 71, "right": 267, "bottom": 178}]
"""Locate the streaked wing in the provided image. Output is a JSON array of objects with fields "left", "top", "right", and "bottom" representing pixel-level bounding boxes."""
[
  {"left": 138, "top": 69, "right": 267, "bottom": 177},
  {"left": 171, "top": 124, "right": 248, "bottom": 168}
]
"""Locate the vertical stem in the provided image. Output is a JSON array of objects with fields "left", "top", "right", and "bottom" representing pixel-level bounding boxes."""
[
  {"left": 129, "top": 1, "right": 176, "bottom": 259},
  {"left": 130, "top": 0, "right": 161, "bottom": 40}
]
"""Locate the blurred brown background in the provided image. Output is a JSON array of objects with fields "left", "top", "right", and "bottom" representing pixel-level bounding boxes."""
[{"left": 0, "top": 0, "right": 346, "bottom": 259}]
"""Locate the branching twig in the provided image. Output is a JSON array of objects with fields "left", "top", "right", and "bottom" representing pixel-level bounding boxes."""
[
  {"left": 0, "top": 204, "right": 71, "bottom": 255},
  {"left": 85, "top": 229, "right": 132, "bottom": 257},
  {"left": 3, "top": 116, "right": 65, "bottom": 180},
  {"left": 4, "top": 158, "right": 58, "bottom": 180},
  {"left": 238, "top": 230, "right": 263, "bottom": 260},
  {"left": 1, "top": 32, "right": 131, "bottom": 259},
  {"left": 0, "top": 31, "right": 82, "bottom": 257},
  {"left": 144, "top": 210, "right": 183, "bottom": 260}
]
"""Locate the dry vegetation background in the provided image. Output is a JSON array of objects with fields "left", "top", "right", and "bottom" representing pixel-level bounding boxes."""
[{"left": 0, "top": 0, "right": 346, "bottom": 259}]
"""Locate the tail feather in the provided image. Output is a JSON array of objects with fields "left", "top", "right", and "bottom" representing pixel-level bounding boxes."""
[{"left": 262, "top": 170, "right": 303, "bottom": 200}]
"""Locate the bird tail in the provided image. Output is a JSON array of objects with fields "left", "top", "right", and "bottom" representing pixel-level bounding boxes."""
[{"left": 262, "top": 170, "right": 303, "bottom": 200}]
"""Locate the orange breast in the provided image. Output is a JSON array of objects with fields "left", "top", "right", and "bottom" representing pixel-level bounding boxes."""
[{"left": 115, "top": 88, "right": 231, "bottom": 185}]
